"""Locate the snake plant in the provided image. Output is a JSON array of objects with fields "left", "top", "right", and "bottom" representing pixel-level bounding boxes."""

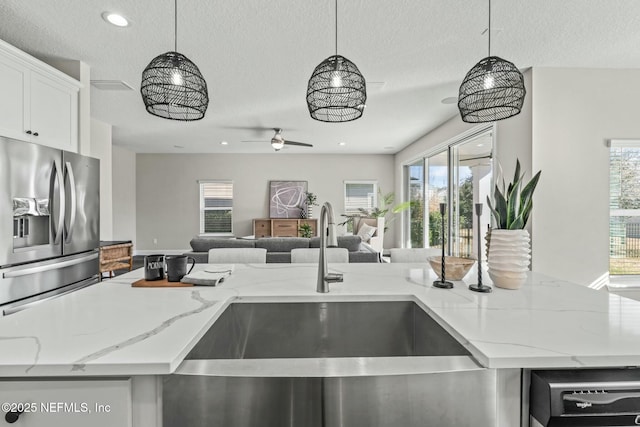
[{"left": 487, "top": 159, "right": 541, "bottom": 229}]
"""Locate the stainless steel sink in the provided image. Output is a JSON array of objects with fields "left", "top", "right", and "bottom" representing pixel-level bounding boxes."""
[
  {"left": 164, "top": 300, "right": 509, "bottom": 427},
  {"left": 185, "top": 300, "right": 470, "bottom": 359}
]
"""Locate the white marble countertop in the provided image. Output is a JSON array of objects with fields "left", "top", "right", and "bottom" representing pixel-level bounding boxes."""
[{"left": 1, "top": 262, "right": 640, "bottom": 377}]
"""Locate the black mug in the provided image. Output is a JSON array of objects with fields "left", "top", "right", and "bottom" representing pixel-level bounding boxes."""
[
  {"left": 165, "top": 255, "right": 196, "bottom": 282},
  {"left": 144, "top": 254, "right": 165, "bottom": 281}
]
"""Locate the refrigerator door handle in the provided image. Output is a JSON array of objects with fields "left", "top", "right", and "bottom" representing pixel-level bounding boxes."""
[
  {"left": 2, "top": 252, "right": 98, "bottom": 278},
  {"left": 64, "top": 161, "right": 77, "bottom": 244},
  {"left": 50, "top": 160, "right": 65, "bottom": 245}
]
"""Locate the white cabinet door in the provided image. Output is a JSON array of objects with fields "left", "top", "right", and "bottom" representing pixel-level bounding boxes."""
[
  {"left": 0, "top": 41, "right": 80, "bottom": 152},
  {"left": 30, "top": 71, "right": 78, "bottom": 151},
  {"left": 0, "top": 378, "right": 132, "bottom": 427},
  {"left": 0, "top": 57, "right": 29, "bottom": 141}
]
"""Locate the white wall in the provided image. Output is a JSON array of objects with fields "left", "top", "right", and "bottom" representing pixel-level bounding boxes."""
[
  {"left": 494, "top": 70, "right": 534, "bottom": 189},
  {"left": 112, "top": 145, "right": 136, "bottom": 248},
  {"left": 136, "top": 153, "right": 395, "bottom": 251},
  {"left": 531, "top": 68, "right": 640, "bottom": 286},
  {"left": 76, "top": 62, "right": 91, "bottom": 155},
  {"left": 90, "top": 118, "right": 113, "bottom": 240}
]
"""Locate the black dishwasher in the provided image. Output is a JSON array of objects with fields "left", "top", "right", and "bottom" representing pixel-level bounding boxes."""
[{"left": 531, "top": 369, "right": 640, "bottom": 426}]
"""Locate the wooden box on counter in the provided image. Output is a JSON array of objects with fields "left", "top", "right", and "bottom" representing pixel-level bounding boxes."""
[{"left": 253, "top": 218, "right": 318, "bottom": 238}]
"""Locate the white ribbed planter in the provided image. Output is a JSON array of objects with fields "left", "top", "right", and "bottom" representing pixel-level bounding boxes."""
[{"left": 486, "top": 229, "right": 531, "bottom": 290}]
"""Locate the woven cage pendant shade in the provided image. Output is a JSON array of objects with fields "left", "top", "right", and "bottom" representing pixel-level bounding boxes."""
[
  {"left": 140, "top": 51, "right": 209, "bottom": 121},
  {"left": 306, "top": 55, "right": 367, "bottom": 123},
  {"left": 458, "top": 56, "right": 526, "bottom": 123}
]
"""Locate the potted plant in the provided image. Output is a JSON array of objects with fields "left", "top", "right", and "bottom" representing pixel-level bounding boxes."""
[
  {"left": 298, "top": 223, "right": 314, "bottom": 238},
  {"left": 486, "top": 159, "right": 541, "bottom": 289},
  {"left": 303, "top": 191, "right": 318, "bottom": 218},
  {"left": 340, "top": 189, "right": 410, "bottom": 232},
  {"left": 372, "top": 191, "right": 411, "bottom": 231}
]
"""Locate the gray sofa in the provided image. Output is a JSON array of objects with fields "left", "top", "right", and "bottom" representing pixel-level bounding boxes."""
[{"left": 184, "top": 236, "right": 379, "bottom": 263}]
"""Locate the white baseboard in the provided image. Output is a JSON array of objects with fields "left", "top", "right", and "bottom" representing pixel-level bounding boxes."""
[{"left": 134, "top": 249, "right": 190, "bottom": 256}]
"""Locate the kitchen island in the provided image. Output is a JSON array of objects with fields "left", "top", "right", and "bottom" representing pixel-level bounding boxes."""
[{"left": 0, "top": 263, "right": 639, "bottom": 426}]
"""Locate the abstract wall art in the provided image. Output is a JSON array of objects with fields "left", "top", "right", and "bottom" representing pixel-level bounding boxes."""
[{"left": 269, "top": 181, "right": 307, "bottom": 218}]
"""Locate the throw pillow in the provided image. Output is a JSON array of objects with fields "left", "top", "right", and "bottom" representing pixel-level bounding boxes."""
[{"left": 356, "top": 223, "right": 377, "bottom": 243}]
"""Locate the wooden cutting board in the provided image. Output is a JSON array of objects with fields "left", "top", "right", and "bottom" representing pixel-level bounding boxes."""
[{"left": 131, "top": 278, "right": 193, "bottom": 288}]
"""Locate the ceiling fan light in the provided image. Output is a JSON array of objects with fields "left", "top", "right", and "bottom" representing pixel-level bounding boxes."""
[
  {"left": 306, "top": 55, "right": 367, "bottom": 123},
  {"left": 458, "top": 56, "right": 525, "bottom": 123},
  {"left": 271, "top": 138, "right": 284, "bottom": 151},
  {"left": 270, "top": 136, "right": 285, "bottom": 151},
  {"left": 141, "top": 51, "right": 209, "bottom": 121}
]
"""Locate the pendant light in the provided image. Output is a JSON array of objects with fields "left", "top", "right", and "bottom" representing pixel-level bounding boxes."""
[
  {"left": 140, "top": 0, "right": 209, "bottom": 121},
  {"left": 458, "top": 0, "right": 525, "bottom": 123},
  {"left": 306, "top": 0, "right": 367, "bottom": 123}
]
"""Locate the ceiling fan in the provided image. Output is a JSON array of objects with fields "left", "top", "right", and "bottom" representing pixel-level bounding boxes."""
[{"left": 242, "top": 128, "right": 313, "bottom": 152}]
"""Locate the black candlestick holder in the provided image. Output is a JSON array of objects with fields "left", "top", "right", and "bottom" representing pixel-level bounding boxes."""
[
  {"left": 469, "top": 203, "right": 492, "bottom": 293},
  {"left": 433, "top": 202, "right": 453, "bottom": 289}
]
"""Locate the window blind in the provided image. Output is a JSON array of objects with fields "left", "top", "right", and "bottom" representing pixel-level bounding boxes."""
[
  {"left": 344, "top": 182, "right": 377, "bottom": 214},
  {"left": 199, "top": 181, "right": 233, "bottom": 234}
]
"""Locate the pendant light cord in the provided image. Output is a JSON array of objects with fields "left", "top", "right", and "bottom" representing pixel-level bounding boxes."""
[
  {"left": 487, "top": 0, "right": 491, "bottom": 57},
  {"left": 335, "top": 0, "right": 338, "bottom": 57},
  {"left": 174, "top": 0, "right": 178, "bottom": 52}
]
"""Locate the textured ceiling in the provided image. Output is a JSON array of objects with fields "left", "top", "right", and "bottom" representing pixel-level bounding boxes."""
[{"left": 1, "top": 1, "right": 640, "bottom": 154}]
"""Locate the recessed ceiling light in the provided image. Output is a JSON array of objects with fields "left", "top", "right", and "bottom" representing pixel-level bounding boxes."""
[
  {"left": 477, "top": 143, "right": 484, "bottom": 147},
  {"left": 102, "top": 12, "right": 130, "bottom": 27},
  {"left": 220, "top": 141, "right": 229, "bottom": 145},
  {"left": 441, "top": 97, "right": 458, "bottom": 105},
  {"left": 338, "top": 142, "right": 346, "bottom": 146}
]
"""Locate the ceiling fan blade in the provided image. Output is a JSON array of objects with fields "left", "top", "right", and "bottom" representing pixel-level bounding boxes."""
[
  {"left": 240, "top": 140, "right": 269, "bottom": 143},
  {"left": 284, "top": 140, "right": 313, "bottom": 148}
]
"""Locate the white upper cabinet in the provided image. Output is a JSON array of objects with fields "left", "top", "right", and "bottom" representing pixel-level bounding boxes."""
[
  {"left": 0, "top": 58, "right": 28, "bottom": 141},
  {"left": 0, "top": 39, "right": 80, "bottom": 152},
  {"left": 30, "top": 70, "right": 78, "bottom": 151}
]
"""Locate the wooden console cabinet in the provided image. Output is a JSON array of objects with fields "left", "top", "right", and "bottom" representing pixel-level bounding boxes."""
[{"left": 253, "top": 218, "right": 318, "bottom": 238}]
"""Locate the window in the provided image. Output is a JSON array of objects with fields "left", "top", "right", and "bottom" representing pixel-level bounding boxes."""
[
  {"left": 344, "top": 181, "right": 378, "bottom": 215},
  {"left": 199, "top": 180, "right": 233, "bottom": 235},
  {"left": 609, "top": 141, "right": 640, "bottom": 275}
]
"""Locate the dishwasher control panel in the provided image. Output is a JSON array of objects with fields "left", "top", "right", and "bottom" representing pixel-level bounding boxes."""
[{"left": 531, "top": 368, "right": 640, "bottom": 426}]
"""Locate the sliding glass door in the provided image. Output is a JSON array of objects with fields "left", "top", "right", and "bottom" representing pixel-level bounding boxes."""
[
  {"left": 405, "top": 160, "right": 425, "bottom": 248},
  {"left": 450, "top": 134, "right": 493, "bottom": 258},
  {"left": 426, "top": 150, "right": 449, "bottom": 250},
  {"left": 403, "top": 127, "right": 493, "bottom": 258}
]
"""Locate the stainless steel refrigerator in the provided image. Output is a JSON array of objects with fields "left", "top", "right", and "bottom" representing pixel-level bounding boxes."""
[{"left": 0, "top": 137, "right": 100, "bottom": 315}]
